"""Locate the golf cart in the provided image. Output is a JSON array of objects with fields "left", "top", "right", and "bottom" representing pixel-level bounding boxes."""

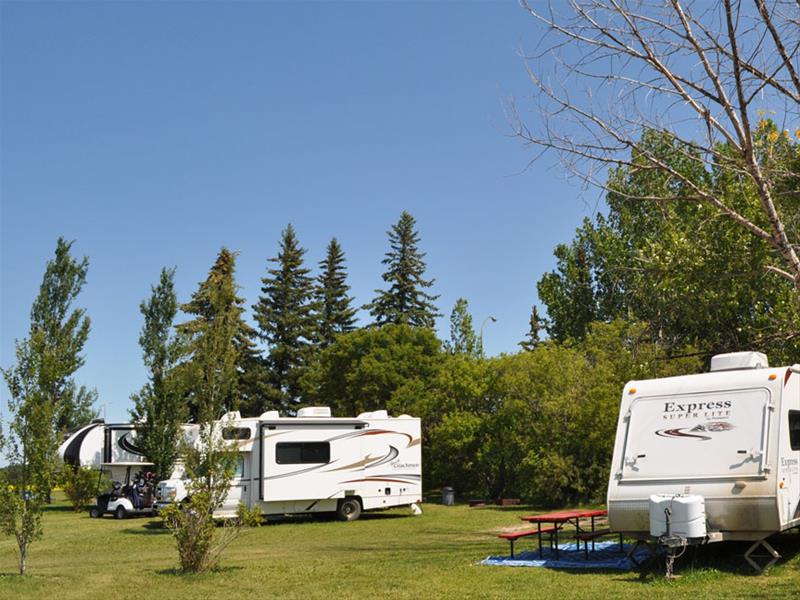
[{"left": 89, "top": 463, "right": 157, "bottom": 519}]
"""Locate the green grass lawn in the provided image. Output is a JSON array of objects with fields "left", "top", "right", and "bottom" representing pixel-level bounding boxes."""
[{"left": 2, "top": 496, "right": 800, "bottom": 599}]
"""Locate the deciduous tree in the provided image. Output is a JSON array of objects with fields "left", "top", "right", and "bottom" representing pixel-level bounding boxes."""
[
  {"left": 130, "top": 267, "right": 187, "bottom": 481},
  {"left": 28, "top": 237, "right": 97, "bottom": 432},
  {"left": 515, "top": 1, "right": 800, "bottom": 288}
]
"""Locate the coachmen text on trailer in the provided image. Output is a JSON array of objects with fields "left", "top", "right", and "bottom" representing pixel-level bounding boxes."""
[
  {"left": 607, "top": 351, "right": 800, "bottom": 571},
  {"left": 155, "top": 406, "right": 422, "bottom": 521}
]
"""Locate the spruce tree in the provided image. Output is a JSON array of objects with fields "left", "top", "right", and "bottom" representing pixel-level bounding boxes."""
[
  {"left": 366, "top": 211, "right": 440, "bottom": 328},
  {"left": 315, "top": 238, "right": 357, "bottom": 348},
  {"left": 253, "top": 224, "right": 316, "bottom": 411},
  {"left": 177, "top": 248, "right": 261, "bottom": 419},
  {"left": 445, "top": 298, "right": 480, "bottom": 357},
  {"left": 29, "top": 237, "right": 97, "bottom": 431},
  {"left": 130, "top": 268, "right": 187, "bottom": 480},
  {"left": 519, "top": 305, "right": 545, "bottom": 352}
]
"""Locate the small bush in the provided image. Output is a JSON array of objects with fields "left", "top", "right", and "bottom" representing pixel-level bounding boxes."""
[
  {"left": 62, "top": 466, "right": 104, "bottom": 511},
  {"left": 161, "top": 495, "right": 261, "bottom": 573}
]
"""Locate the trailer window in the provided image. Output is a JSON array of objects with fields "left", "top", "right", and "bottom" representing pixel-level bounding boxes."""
[
  {"left": 222, "top": 427, "right": 251, "bottom": 440},
  {"left": 276, "top": 442, "right": 330, "bottom": 464},
  {"left": 789, "top": 411, "right": 800, "bottom": 451}
]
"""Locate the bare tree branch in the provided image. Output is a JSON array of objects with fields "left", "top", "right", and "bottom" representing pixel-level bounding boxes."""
[{"left": 515, "top": 0, "right": 800, "bottom": 285}]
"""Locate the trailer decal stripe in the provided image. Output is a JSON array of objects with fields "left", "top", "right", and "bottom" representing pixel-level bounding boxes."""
[
  {"left": 339, "top": 478, "right": 417, "bottom": 484},
  {"left": 264, "top": 461, "right": 338, "bottom": 480},
  {"left": 62, "top": 423, "right": 101, "bottom": 467},
  {"left": 326, "top": 454, "right": 383, "bottom": 472}
]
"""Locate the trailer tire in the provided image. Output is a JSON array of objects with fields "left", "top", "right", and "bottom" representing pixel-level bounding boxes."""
[
  {"left": 337, "top": 497, "right": 362, "bottom": 522},
  {"left": 114, "top": 505, "right": 127, "bottom": 520}
]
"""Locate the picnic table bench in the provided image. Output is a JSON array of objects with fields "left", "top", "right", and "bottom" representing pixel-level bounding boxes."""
[
  {"left": 575, "top": 528, "right": 624, "bottom": 559},
  {"left": 497, "top": 526, "right": 557, "bottom": 558},
  {"left": 518, "top": 509, "right": 610, "bottom": 560}
]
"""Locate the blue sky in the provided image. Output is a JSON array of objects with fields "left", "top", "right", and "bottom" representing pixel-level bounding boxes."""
[{"left": 1, "top": 1, "right": 595, "bottom": 423}]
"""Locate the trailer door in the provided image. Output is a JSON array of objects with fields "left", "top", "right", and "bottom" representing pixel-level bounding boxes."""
[{"left": 620, "top": 388, "right": 771, "bottom": 482}]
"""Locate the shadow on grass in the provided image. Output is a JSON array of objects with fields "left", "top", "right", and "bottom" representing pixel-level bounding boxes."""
[
  {"left": 43, "top": 504, "right": 80, "bottom": 513},
  {"left": 261, "top": 511, "right": 412, "bottom": 526},
  {"left": 563, "top": 532, "right": 800, "bottom": 582},
  {"left": 460, "top": 504, "right": 565, "bottom": 514},
  {"left": 122, "top": 520, "right": 169, "bottom": 535},
  {"left": 155, "top": 565, "right": 244, "bottom": 577}
]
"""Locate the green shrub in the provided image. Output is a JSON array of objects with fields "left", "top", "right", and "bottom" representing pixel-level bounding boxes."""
[{"left": 61, "top": 467, "right": 104, "bottom": 511}]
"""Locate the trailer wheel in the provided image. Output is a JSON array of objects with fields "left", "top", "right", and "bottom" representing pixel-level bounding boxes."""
[
  {"left": 337, "top": 497, "right": 362, "bottom": 522},
  {"left": 89, "top": 506, "right": 102, "bottom": 519},
  {"left": 114, "top": 505, "right": 127, "bottom": 520}
]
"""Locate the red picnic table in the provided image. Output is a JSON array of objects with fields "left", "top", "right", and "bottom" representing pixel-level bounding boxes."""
[{"left": 520, "top": 509, "right": 608, "bottom": 559}]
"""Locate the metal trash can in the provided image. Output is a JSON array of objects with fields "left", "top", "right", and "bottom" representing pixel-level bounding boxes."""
[{"left": 442, "top": 486, "right": 455, "bottom": 506}]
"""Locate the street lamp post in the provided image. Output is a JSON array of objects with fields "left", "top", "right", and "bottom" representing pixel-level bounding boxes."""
[{"left": 480, "top": 316, "right": 497, "bottom": 357}]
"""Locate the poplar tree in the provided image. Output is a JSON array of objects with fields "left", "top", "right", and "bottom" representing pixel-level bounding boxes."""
[
  {"left": 519, "top": 305, "right": 545, "bottom": 352},
  {"left": 253, "top": 224, "right": 316, "bottom": 410},
  {"left": 29, "top": 237, "right": 97, "bottom": 431},
  {"left": 446, "top": 298, "right": 479, "bottom": 357},
  {"left": 130, "top": 268, "right": 187, "bottom": 481},
  {"left": 315, "top": 238, "right": 357, "bottom": 348},
  {"left": 0, "top": 237, "right": 96, "bottom": 574},
  {"left": 0, "top": 333, "right": 58, "bottom": 575},
  {"left": 366, "top": 211, "right": 440, "bottom": 328},
  {"left": 178, "top": 248, "right": 259, "bottom": 419}
]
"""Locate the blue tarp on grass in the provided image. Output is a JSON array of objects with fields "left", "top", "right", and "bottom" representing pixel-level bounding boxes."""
[{"left": 481, "top": 541, "right": 652, "bottom": 570}]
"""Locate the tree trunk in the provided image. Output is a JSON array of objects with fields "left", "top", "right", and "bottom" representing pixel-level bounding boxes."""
[{"left": 19, "top": 540, "right": 27, "bottom": 575}]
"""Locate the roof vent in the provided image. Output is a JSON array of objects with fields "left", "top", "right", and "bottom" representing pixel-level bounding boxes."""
[
  {"left": 260, "top": 411, "right": 279, "bottom": 420},
  {"left": 710, "top": 352, "right": 769, "bottom": 372},
  {"left": 297, "top": 406, "right": 331, "bottom": 418}
]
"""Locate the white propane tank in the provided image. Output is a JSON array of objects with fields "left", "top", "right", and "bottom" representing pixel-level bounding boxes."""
[{"left": 649, "top": 494, "right": 707, "bottom": 538}]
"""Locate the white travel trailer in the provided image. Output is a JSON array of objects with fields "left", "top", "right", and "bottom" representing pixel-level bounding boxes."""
[
  {"left": 607, "top": 351, "right": 800, "bottom": 569},
  {"left": 57, "top": 420, "right": 198, "bottom": 518},
  {"left": 156, "top": 407, "right": 422, "bottom": 521},
  {"left": 59, "top": 420, "right": 156, "bottom": 482}
]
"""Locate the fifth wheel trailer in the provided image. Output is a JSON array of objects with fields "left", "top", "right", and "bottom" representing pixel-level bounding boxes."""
[
  {"left": 155, "top": 407, "right": 422, "bottom": 521},
  {"left": 607, "top": 351, "right": 800, "bottom": 568}
]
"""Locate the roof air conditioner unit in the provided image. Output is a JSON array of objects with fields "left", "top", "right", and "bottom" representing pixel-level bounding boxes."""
[
  {"left": 297, "top": 406, "right": 331, "bottom": 418},
  {"left": 710, "top": 351, "right": 768, "bottom": 372}
]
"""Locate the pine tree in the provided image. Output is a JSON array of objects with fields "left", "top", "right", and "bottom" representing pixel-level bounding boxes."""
[
  {"left": 130, "top": 268, "right": 187, "bottom": 481},
  {"left": 445, "top": 298, "right": 480, "bottom": 357},
  {"left": 366, "top": 211, "right": 440, "bottom": 328},
  {"left": 29, "top": 238, "right": 97, "bottom": 431},
  {"left": 177, "top": 248, "right": 261, "bottom": 420},
  {"left": 519, "top": 305, "right": 545, "bottom": 352},
  {"left": 253, "top": 224, "right": 316, "bottom": 411},
  {"left": 315, "top": 238, "right": 357, "bottom": 348}
]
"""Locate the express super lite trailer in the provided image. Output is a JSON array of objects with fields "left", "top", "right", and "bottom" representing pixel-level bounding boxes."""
[
  {"left": 155, "top": 406, "right": 423, "bottom": 521},
  {"left": 607, "top": 351, "right": 800, "bottom": 570}
]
